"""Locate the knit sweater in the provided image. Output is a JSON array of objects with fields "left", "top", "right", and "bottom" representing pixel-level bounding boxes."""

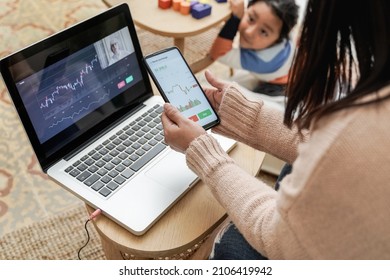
[{"left": 185, "top": 85, "right": 390, "bottom": 259}]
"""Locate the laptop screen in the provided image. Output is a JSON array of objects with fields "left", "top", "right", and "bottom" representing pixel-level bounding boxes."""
[
  {"left": 15, "top": 26, "right": 142, "bottom": 144},
  {"left": 0, "top": 4, "right": 153, "bottom": 170}
]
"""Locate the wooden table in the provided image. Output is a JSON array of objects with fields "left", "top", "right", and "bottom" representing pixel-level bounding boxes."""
[
  {"left": 103, "top": 0, "right": 231, "bottom": 72},
  {"left": 87, "top": 142, "right": 265, "bottom": 259}
]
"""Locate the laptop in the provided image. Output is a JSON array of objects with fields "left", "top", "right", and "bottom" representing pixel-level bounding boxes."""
[{"left": 0, "top": 3, "right": 235, "bottom": 235}]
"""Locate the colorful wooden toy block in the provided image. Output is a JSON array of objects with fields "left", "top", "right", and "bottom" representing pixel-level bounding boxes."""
[
  {"left": 180, "top": 1, "right": 191, "bottom": 14},
  {"left": 191, "top": 3, "right": 212, "bottom": 19},
  {"left": 158, "top": 0, "right": 172, "bottom": 9},
  {"left": 158, "top": 0, "right": 212, "bottom": 19}
]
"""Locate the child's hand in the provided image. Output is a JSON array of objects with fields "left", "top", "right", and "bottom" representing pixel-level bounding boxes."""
[{"left": 229, "top": 0, "right": 245, "bottom": 19}]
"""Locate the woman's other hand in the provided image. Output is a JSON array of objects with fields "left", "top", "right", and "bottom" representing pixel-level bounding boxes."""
[{"left": 203, "top": 70, "right": 231, "bottom": 112}]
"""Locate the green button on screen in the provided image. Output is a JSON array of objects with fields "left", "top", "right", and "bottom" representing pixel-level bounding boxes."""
[
  {"left": 197, "top": 109, "right": 212, "bottom": 119},
  {"left": 125, "top": 75, "right": 134, "bottom": 84}
]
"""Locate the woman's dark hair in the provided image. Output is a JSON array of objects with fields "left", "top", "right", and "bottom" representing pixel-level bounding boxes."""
[
  {"left": 284, "top": 0, "right": 390, "bottom": 131},
  {"left": 248, "top": 0, "right": 299, "bottom": 41}
]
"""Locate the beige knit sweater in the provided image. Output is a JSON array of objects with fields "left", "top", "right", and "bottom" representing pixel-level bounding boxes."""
[{"left": 186, "top": 85, "right": 390, "bottom": 259}]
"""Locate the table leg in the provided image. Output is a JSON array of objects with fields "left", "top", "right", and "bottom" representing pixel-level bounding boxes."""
[
  {"left": 189, "top": 216, "right": 230, "bottom": 259},
  {"left": 99, "top": 234, "right": 124, "bottom": 260},
  {"left": 99, "top": 233, "right": 152, "bottom": 260},
  {"left": 174, "top": 37, "right": 185, "bottom": 54},
  {"left": 190, "top": 55, "right": 214, "bottom": 73}
]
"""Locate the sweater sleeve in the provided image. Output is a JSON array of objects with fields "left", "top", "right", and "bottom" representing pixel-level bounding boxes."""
[
  {"left": 212, "top": 85, "right": 308, "bottom": 163},
  {"left": 184, "top": 85, "right": 308, "bottom": 258},
  {"left": 186, "top": 134, "right": 281, "bottom": 257}
]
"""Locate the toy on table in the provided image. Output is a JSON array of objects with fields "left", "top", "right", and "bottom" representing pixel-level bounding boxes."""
[
  {"left": 180, "top": 1, "right": 191, "bottom": 14},
  {"left": 157, "top": 0, "right": 213, "bottom": 19},
  {"left": 191, "top": 3, "right": 212, "bottom": 19},
  {"left": 158, "top": 0, "right": 172, "bottom": 9},
  {"left": 172, "top": 0, "right": 181, "bottom": 11}
]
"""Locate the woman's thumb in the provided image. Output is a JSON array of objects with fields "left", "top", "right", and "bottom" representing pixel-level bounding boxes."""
[
  {"left": 205, "top": 69, "right": 224, "bottom": 90},
  {"left": 163, "top": 103, "right": 184, "bottom": 125}
]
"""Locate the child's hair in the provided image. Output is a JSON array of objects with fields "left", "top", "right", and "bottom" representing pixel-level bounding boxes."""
[{"left": 248, "top": 0, "right": 299, "bottom": 41}]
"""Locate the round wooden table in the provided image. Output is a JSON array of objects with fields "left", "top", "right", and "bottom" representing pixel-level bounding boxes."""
[
  {"left": 87, "top": 142, "right": 264, "bottom": 259},
  {"left": 104, "top": 0, "right": 230, "bottom": 52}
]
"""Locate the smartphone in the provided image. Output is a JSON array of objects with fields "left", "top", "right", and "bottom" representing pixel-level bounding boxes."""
[{"left": 143, "top": 47, "right": 220, "bottom": 130}]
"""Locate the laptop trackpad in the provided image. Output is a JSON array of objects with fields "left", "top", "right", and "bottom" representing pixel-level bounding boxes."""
[{"left": 145, "top": 151, "right": 197, "bottom": 193}]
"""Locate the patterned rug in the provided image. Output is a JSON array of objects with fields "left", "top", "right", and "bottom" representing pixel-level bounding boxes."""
[
  {"left": 0, "top": 203, "right": 106, "bottom": 260},
  {"left": 0, "top": 0, "right": 110, "bottom": 238}
]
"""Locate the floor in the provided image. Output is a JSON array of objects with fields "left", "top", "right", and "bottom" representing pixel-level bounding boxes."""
[{"left": 0, "top": 0, "right": 279, "bottom": 238}]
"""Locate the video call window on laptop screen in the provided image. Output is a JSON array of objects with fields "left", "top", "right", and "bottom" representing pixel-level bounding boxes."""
[{"left": 3, "top": 10, "right": 151, "bottom": 166}]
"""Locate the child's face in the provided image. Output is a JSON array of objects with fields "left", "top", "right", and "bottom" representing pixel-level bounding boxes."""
[{"left": 238, "top": 2, "right": 283, "bottom": 50}]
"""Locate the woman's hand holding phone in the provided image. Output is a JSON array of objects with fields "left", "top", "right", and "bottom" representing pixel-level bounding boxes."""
[
  {"left": 161, "top": 70, "right": 230, "bottom": 153},
  {"left": 143, "top": 46, "right": 232, "bottom": 153},
  {"left": 144, "top": 47, "right": 220, "bottom": 130},
  {"left": 161, "top": 103, "right": 206, "bottom": 153}
]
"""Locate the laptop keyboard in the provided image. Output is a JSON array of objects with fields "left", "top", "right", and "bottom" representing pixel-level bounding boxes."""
[{"left": 64, "top": 104, "right": 167, "bottom": 198}]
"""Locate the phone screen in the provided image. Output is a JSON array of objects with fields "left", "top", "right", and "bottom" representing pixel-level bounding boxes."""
[{"left": 144, "top": 47, "right": 219, "bottom": 130}]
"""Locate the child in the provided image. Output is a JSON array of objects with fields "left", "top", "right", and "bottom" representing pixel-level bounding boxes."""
[{"left": 209, "top": 0, "right": 299, "bottom": 97}]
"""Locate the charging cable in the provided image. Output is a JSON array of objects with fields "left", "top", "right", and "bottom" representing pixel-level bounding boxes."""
[{"left": 77, "top": 208, "right": 102, "bottom": 260}]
